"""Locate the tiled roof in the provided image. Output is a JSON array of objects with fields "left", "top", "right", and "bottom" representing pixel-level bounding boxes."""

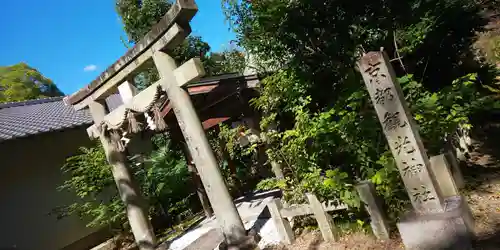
[{"left": 0, "top": 97, "right": 94, "bottom": 141}]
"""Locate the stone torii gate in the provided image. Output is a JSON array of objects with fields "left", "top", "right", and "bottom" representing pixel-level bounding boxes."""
[{"left": 64, "top": 1, "right": 247, "bottom": 249}]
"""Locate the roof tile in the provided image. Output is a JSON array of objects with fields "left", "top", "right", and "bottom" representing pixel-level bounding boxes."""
[{"left": 0, "top": 97, "right": 93, "bottom": 141}]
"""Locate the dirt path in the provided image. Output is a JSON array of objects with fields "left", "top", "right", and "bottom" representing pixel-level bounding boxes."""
[
  {"left": 264, "top": 231, "right": 403, "bottom": 250},
  {"left": 466, "top": 123, "right": 500, "bottom": 249},
  {"left": 265, "top": 123, "right": 500, "bottom": 250}
]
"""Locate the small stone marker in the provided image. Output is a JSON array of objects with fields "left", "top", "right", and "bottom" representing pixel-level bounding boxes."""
[
  {"left": 358, "top": 51, "right": 444, "bottom": 214},
  {"left": 267, "top": 194, "right": 346, "bottom": 245},
  {"left": 267, "top": 199, "right": 295, "bottom": 244},
  {"left": 429, "top": 154, "right": 459, "bottom": 198},
  {"left": 445, "top": 150, "right": 465, "bottom": 189},
  {"left": 356, "top": 181, "right": 390, "bottom": 240},
  {"left": 306, "top": 193, "right": 339, "bottom": 242}
]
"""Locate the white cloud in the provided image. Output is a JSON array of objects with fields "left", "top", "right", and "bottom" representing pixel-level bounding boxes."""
[{"left": 83, "top": 64, "right": 97, "bottom": 72}]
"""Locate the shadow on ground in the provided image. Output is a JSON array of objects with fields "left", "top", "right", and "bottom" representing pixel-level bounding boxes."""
[
  {"left": 472, "top": 225, "right": 500, "bottom": 250},
  {"left": 461, "top": 121, "right": 500, "bottom": 250},
  {"left": 260, "top": 233, "right": 323, "bottom": 250},
  {"left": 462, "top": 123, "right": 500, "bottom": 190},
  {"left": 306, "top": 234, "right": 322, "bottom": 250}
]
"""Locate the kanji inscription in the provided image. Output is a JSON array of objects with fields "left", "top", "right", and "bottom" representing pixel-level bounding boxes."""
[
  {"left": 374, "top": 87, "right": 394, "bottom": 105},
  {"left": 382, "top": 112, "right": 407, "bottom": 131},
  {"left": 411, "top": 185, "right": 436, "bottom": 204},
  {"left": 364, "top": 61, "right": 387, "bottom": 85},
  {"left": 394, "top": 136, "right": 415, "bottom": 155},
  {"left": 358, "top": 51, "right": 444, "bottom": 213},
  {"left": 402, "top": 158, "right": 423, "bottom": 177}
]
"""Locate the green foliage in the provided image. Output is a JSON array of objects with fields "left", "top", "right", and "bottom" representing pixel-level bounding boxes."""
[
  {"left": 252, "top": 73, "right": 492, "bottom": 221},
  {"left": 482, "top": 35, "right": 500, "bottom": 64},
  {"left": 402, "top": 73, "right": 492, "bottom": 154},
  {"left": 395, "top": 16, "right": 437, "bottom": 54},
  {"left": 495, "top": 38, "right": 500, "bottom": 62},
  {"left": 172, "top": 36, "right": 213, "bottom": 75},
  {"left": 0, "top": 63, "right": 63, "bottom": 103},
  {"left": 141, "top": 138, "right": 191, "bottom": 219},
  {"left": 216, "top": 124, "right": 258, "bottom": 158},
  {"left": 223, "top": 0, "right": 490, "bottom": 103},
  {"left": 210, "top": 48, "right": 247, "bottom": 74},
  {"left": 115, "top": 0, "right": 246, "bottom": 91},
  {"left": 223, "top": 0, "right": 498, "bottom": 220},
  {"left": 116, "top": 0, "right": 171, "bottom": 44},
  {"left": 116, "top": 0, "right": 212, "bottom": 89},
  {"left": 58, "top": 144, "right": 123, "bottom": 227},
  {"left": 484, "top": 81, "right": 500, "bottom": 95},
  {"left": 57, "top": 136, "right": 192, "bottom": 229},
  {"left": 206, "top": 126, "right": 262, "bottom": 194},
  {"left": 252, "top": 71, "right": 493, "bottom": 216}
]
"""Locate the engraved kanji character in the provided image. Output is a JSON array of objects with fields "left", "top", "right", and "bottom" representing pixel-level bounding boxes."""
[
  {"left": 394, "top": 136, "right": 416, "bottom": 155},
  {"left": 364, "top": 62, "right": 387, "bottom": 85},
  {"left": 382, "top": 112, "right": 407, "bottom": 131},
  {"left": 411, "top": 186, "right": 436, "bottom": 203},
  {"left": 401, "top": 158, "right": 423, "bottom": 177},
  {"left": 364, "top": 61, "right": 381, "bottom": 76},
  {"left": 374, "top": 87, "right": 394, "bottom": 105},
  {"left": 370, "top": 73, "right": 387, "bottom": 85}
]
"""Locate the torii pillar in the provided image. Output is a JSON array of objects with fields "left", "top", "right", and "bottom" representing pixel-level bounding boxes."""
[
  {"left": 152, "top": 52, "right": 246, "bottom": 244},
  {"left": 88, "top": 100, "right": 157, "bottom": 250}
]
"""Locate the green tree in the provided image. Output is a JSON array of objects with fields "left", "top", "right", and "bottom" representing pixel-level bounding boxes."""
[
  {"left": 116, "top": 0, "right": 171, "bottom": 45},
  {"left": 0, "top": 63, "right": 63, "bottom": 103},
  {"left": 223, "top": 0, "right": 491, "bottom": 103},
  {"left": 56, "top": 137, "right": 193, "bottom": 230},
  {"left": 222, "top": 0, "right": 498, "bottom": 219},
  {"left": 116, "top": 0, "right": 235, "bottom": 90},
  {"left": 115, "top": 0, "right": 212, "bottom": 62},
  {"left": 210, "top": 48, "right": 247, "bottom": 74}
]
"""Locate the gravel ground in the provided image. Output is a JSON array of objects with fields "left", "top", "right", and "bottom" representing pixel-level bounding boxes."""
[
  {"left": 466, "top": 123, "right": 500, "bottom": 249},
  {"left": 263, "top": 231, "right": 403, "bottom": 250}
]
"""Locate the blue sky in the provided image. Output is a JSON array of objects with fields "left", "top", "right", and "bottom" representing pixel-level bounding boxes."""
[{"left": 0, "top": 0, "right": 236, "bottom": 95}]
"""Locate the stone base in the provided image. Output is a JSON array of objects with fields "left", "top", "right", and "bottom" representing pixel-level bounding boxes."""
[
  {"left": 217, "top": 234, "right": 260, "bottom": 250},
  {"left": 397, "top": 196, "right": 474, "bottom": 250}
]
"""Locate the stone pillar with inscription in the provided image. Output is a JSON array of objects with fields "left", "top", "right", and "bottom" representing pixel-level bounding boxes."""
[{"left": 358, "top": 51, "right": 474, "bottom": 249}]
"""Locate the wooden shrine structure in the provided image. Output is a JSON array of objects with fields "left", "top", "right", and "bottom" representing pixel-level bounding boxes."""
[{"left": 64, "top": 1, "right": 257, "bottom": 249}]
